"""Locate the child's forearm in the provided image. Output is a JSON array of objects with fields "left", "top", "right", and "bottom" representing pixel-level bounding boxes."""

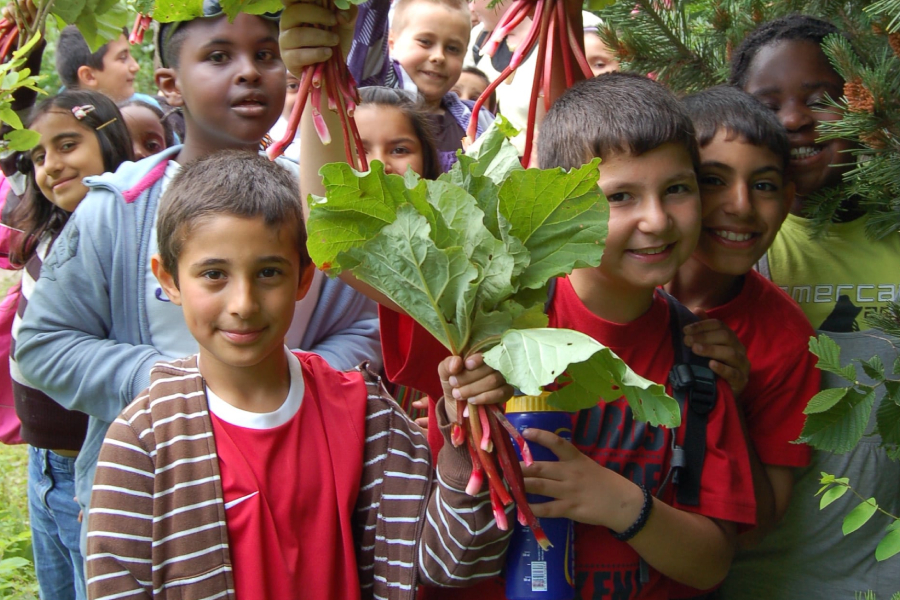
[
  {"left": 629, "top": 497, "right": 737, "bottom": 590},
  {"left": 418, "top": 397, "right": 512, "bottom": 586}
]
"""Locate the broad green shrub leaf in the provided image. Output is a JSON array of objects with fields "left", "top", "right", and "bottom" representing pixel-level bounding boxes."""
[
  {"left": 860, "top": 355, "right": 886, "bottom": 381},
  {"left": 52, "top": 0, "right": 88, "bottom": 23},
  {"left": 220, "top": 0, "right": 284, "bottom": 17},
  {"left": 150, "top": 0, "right": 204, "bottom": 21},
  {"left": 885, "top": 380, "right": 900, "bottom": 406},
  {"left": 483, "top": 328, "right": 680, "bottom": 428},
  {"left": 843, "top": 499, "right": 878, "bottom": 535},
  {"left": 346, "top": 206, "right": 478, "bottom": 354},
  {"left": 499, "top": 159, "right": 607, "bottom": 290},
  {"left": 877, "top": 395, "right": 900, "bottom": 446},
  {"left": 876, "top": 527, "right": 900, "bottom": 561},
  {"left": 810, "top": 335, "right": 857, "bottom": 383},
  {"left": 819, "top": 484, "right": 850, "bottom": 509},
  {"left": 308, "top": 161, "right": 434, "bottom": 272},
  {"left": 893, "top": 357, "right": 900, "bottom": 376},
  {"left": 469, "top": 300, "right": 549, "bottom": 353},
  {"left": 3, "top": 129, "right": 40, "bottom": 151},
  {"left": 798, "top": 388, "right": 876, "bottom": 453},
  {"left": 456, "top": 115, "right": 522, "bottom": 185},
  {"left": 76, "top": 3, "right": 130, "bottom": 52},
  {"left": 804, "top": 388, "right": 850, "bottom": 414}
]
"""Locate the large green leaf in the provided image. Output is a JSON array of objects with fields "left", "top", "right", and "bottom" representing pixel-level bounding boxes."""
[
  {"left": 482, "top": 328, "right": 680, "bottom": 428},
  {"left": 308, "top": 161, "right": 435, "bottom": 272},
  {"left": 52, "top": 0, "right": 88, "bottom": 24},
  {"left": 877, "top": 392, "right": 900, "bottom": 447},
  {"left": 498, "top": 159, "right": 608, "bottom": 289},
  {"left": 346, "top": 206, "right": 478, "bottom": 354},
  {"left": 842, "top": 499, "right": 878, "bottom": 535},
  {"left": 454, "top": 115, "right": 523, "bottom": 186},
  {"left": 819, "top": 484, "right": 850, "bottom": 509},
  {"left": 798, "top": 388, "right": 876, "bottom": 453},
  {"left": 75, "top": 3, "right": 130, "bottom": 52},
  {"left": 469, "top": 300, "right": 549, "bottom": 354},
  {"left": 876, "top": 523, "right": 900, "bottom": 561},
  {"left": 220, "top": 0, "right": 284, "bottom": 18},
  {"left": 804, "top": 387, "right": 850, "bottom": 415},
  {"left": 3, "top": 128, "right": 40, "bottom": 151},
  {"left": 809, "top": 335, "right": 857, "bottom": 383}
]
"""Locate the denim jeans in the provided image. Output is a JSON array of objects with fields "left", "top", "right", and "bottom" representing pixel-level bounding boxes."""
[{"left": 27, "top": 446, "right": 87, "bottom": 600}]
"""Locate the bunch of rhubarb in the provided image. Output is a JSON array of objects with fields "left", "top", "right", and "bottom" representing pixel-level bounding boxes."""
[
  {"left": 306, "top": 118, "right": 681, "bottom": 543},
  {"left": 129, "top": 13, "right": 153, "bottom": 44},
  {"left": 267, "top": 50, "right": 367, "bottom": 170},
  {"left": 0, "top": 17, "right": 18, "bottom": 60},
  {"left": 467, "top": 0, "right": 592, "bottom": 165}
]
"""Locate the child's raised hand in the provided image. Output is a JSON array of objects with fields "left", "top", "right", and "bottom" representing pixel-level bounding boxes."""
[
  {"left": 1, "top": 0, "right": 37, "bottom": 30},
  {"left": 683, "top": 311, "right": 749, "bottom": 399},
  {"left": 279, "top": 0, "right": 356, "bottom": 75},
  {"left": 520, "top": 428, "right": 644, "bottom": 530},
  {"left": 439, "top": 354, "right": 514, "bottom": 424}
]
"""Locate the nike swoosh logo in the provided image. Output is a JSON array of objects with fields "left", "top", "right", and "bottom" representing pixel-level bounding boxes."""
[{"left": 225, "top": 491, "right": 259, "bottom": 510}]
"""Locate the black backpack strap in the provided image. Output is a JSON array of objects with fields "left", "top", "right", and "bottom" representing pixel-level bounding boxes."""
[
  {"left": 544, "top": 278, "right": 558, "bottom": 313},
  {"left": 658, "top": 290, "right": 717, "bottom": 507}
]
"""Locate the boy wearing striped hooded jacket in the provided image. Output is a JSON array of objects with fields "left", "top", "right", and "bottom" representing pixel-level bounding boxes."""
[{"left": 85, "top": 152, "right": 512, "bottom": 600}]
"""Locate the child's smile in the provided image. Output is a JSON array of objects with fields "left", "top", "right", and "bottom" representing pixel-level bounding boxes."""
[{"left": 742, "top": 39, "right": 854, "bottom": 201}]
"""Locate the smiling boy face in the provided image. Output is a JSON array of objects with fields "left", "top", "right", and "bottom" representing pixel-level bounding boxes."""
[
  {"left": 692, "top": 130, "right": 792, "bottom": 276},
  {"left": 389, "top": 0, "right": 471, "bottom": 110},
  {"left": 596, "top": 143, "right": 701, "bottom": 294}
]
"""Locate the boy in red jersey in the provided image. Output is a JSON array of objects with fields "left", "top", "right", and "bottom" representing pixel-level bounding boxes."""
[{"left": 85, "top": 152, "right": 513, "bottom": 600}]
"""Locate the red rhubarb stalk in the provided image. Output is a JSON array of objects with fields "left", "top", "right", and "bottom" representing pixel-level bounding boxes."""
[
  {"left": 266, "top": 68, "right": 314, "bottom": 160},
  {"left": 487, "top": 405, "right": 534, "bottom": 465},
  {"left": 565, "top": 16, "right": 594, "bottom": 79},
  {"left": 489, "top": 409, "right": 552, "bottom": 550},
  {"left": 466, "top": 436, "right": 486, "bottom": 495},
  {"left": 489, "top": 484, "right": 510, "bottom": 530},
  {"left": 478, "top": 405, "right": 493, "bottom": 452},
  {"left": 556, "top": 0, "right": 574, "bottom": 88}
]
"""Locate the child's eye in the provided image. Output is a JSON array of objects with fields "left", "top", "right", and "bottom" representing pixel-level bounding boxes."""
[
  {"left": 666, "top": 183, "right": 692, "bottom": 195},
  {"left": 287, "top": 82, "right": 300, "bottom": 93},
  {"left": 145, "top": 140, "right": 162, "bottom": 153},
  {"left": 202, "top": 270, "right": 225, "bottom": 281},
  {"left": 257, "top": 49, "right": 277, "bottom": 61},
  {"left": 753, "top": 181, "right": 780, "bottom": 192},
  {"left": 391, "top": 146, "right": 411, "bottom": 156},
  {"left": 59, "top": 141, "right": 77, "bottom": 153},
  {"left": 699, "top": 174, "right": 725, "bottom": 187},
  {"left": 31, "top": 151, "right": 45, "bottom": 166},
  {"left": 259, "top": 267, "right": 282, "bottom": 278},
  {"left": 446, "top": 45, "right": 462, "bottom": 54},
  {"left": 606, "top": 192, "right": 632, "bottom": 203},
  {"left": 417, "top": 39, "right": 432, "bottom": 47},
  {"left": 207, "top": 51, "right": 228, "bottom": 63}
]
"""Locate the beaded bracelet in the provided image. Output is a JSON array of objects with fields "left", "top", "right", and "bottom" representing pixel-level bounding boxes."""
[{"left": 611, "top": 484, "right": 653, "bottom": 542}]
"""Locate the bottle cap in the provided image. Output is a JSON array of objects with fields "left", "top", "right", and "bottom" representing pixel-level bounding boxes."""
[{"left": 506, "top": 391, "right": 561, "bottom": 413}]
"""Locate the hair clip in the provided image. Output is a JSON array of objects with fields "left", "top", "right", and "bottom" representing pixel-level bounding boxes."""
[
  {"left": 72, "top": 105, "right": 96, "bottom": 120},
  {"left": 95, "top": 117, "right": 118, "bottom": 131}
]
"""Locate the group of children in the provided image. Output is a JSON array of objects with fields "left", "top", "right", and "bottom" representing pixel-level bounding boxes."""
[{"left": 0, "top": 0, "right": 897, "bottom": 599}]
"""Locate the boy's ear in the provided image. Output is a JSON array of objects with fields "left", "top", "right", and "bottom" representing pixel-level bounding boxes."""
[
  {"left": 155, "top": 68, "right": 184, "bottom": 108},
  {"left": 388, "top": 29, "right": 395, "bottom": 53},
  {"left": 76, "top": 66, "right": 100, "bottom": 90},
  {"left": 151, "top": 254, "right": 183, "bottom": 306},
  {"left": 296, "top": 261, "right": 316, "bottom": 301}
]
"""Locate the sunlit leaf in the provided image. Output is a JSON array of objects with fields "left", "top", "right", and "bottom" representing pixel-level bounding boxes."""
[{"left": 842, "top": 499, "right": 878, "bottom": 535}]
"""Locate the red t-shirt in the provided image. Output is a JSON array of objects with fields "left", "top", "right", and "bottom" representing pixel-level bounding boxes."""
[
  {"left": 383, "top": 279, "right": 756, "bottom": 600},
  {"left": 705, "top": 270, "right": 817, "bottom": 467},
  {"left": 210, "top": 350, "right": 366, "bottom": 600}
]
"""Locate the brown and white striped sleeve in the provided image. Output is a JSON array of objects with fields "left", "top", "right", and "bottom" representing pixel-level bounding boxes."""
[{"left": 86, "top": 395, "right": 155, "bottom": 600}]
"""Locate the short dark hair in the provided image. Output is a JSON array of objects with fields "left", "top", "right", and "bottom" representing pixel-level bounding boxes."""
[
  {"left": 538, "top": 72, "right": 699, "bottom": 171},
  {"left": 158, "top": 13, "right": 279, "bottom": 69},
  {"left": 118, "top": 98, "right": 177, "bottom": 148},
  {"left": 359, "top": 86, "right": 442, "bottom": 180},
  {"left": 157, "top": 151, "right": 310, "bottom": 284},
  {"left": 729, "top": 14, "right": 842, "bottom": 88},
  {"left": 459, "top": 66, "right": 496, "bottom": 113},
  {"left": 56, "top": 25, "right": 125, "bottom": 89},
  {"left": 682, "top": 85, "right": 790, "bottom": 169}
]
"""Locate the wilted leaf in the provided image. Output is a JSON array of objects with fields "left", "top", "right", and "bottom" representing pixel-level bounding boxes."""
[
  {"left": 842, "top": 499, "right": 878, "bottom": 535},
  {"left": 809, "top": 335, "right": 857, "bottom": 383},
  {"left": 798, "top": 388, "right": 876, "bottom": 453},
  {"left": 482, "top": 328, "right": 680, "bottom": 428}
]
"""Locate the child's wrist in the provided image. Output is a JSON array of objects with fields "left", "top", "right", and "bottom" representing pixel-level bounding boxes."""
[{"left": 608, "top": 484, "right": 653, "bottom": 542}]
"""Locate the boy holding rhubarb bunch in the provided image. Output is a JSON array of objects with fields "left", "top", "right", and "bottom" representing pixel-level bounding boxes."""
[{"left": 85, "top": 151, "right": 513, "bottom": 599}]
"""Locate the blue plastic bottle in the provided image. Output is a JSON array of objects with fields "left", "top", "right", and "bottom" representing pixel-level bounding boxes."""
[{"left": 504, "top": 394, "right": 575, "bottom": 600}]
